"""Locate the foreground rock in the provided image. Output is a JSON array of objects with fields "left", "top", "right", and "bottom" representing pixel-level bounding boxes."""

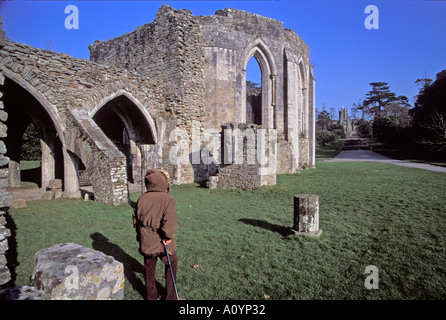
[
  {"left": 30, "top": 243, "right": 124, "bottom": 300},
  {"left": 0, "top": 286, "right": 48, "bottom": 300}
]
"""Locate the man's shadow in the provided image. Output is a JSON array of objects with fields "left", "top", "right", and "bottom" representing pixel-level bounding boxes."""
[{"left": 90, "top": 232, "right": 164, "bottom": 300}]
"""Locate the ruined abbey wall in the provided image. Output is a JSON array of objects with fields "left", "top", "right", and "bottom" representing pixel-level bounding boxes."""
[
  {"left": 0, "top": 40, "right": 165, "bottom": 204},
  {"left": 89, "top": 5, "right": 316, "bottom": 183},
  {"left": 89, "top": 5, "right": 206, "bottom": 129},
  {"left": 197, "top": 8, "right": 314, "bottom": 173},
  {"left": 0, "top": 4, "right": 315, "bottom": 206},
  {"left": 89, "top": 5, "right": 208, "bottom": 185}
]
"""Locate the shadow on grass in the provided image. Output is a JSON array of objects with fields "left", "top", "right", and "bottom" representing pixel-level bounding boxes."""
[
  {"left": 238, "top": 218, "right": 293, "bottom": 237},
  {"left": 90, "top": 232, "right": 165, "bottom": 300}
]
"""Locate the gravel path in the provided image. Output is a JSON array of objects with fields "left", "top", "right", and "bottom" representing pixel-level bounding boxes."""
[{"left": 325, "top": 150, "right": 446, "bottom": 173}]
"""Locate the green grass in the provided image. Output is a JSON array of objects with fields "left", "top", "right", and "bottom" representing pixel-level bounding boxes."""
[
  {"left": 6, "top": 161, "right": 446, "bottom": 300},
  {"left": 19, "top": 160, "right": 41, "bottom": 171},
  {"left": 315, "top": 139, "right": 343, "bottom": 160}
]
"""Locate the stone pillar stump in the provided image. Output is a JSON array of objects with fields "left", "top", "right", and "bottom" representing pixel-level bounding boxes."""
[{"left": 291, "top": 194, "right": 322, "bottom": 237}]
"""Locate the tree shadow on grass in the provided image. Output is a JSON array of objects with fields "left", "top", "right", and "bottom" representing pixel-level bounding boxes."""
[
  {"left": 238, "top": 218, "right": 294, "bottom": 237},
  {"left": 90, "top": 232, "right": 164, "bottom": 300}
]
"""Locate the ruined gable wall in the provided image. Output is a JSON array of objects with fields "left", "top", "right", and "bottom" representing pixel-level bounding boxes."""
[
  {"left": 89, "top": 4, "right": 206, "bottom": 129},
  {"left": 88, "top": 5, "right": 316, "bottom": 179},
  {"left": 199, "top": 9, "right": 312, "bottom": 131},
  {"left": 199, "top": 8, "right": 314, "bottom": 172},
  {"left": 199, "top": 8, "right": 285, "bottom": 132},
  {"left": 89, "top": 5, "right": 207, "bottom": 184}
]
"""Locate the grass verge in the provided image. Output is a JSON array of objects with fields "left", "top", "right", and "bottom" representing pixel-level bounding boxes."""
[
  {"left": 315, "top": 139, "right": 343, "bottom": 160},
  {"left": 7, "top": 161, "right": 446, "bottom": 300}
]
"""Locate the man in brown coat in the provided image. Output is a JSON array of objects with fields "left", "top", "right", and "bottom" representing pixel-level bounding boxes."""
[{"left": 133, "top": 168, "right": 179, "bottom": 300}]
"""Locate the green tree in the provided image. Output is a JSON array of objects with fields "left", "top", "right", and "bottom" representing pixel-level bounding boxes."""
[
  {"left": 21, "top": 122, "right": 41, "bottom": 161},
  {"left": 355, "top": 118, "right": 371, "bottom": 136},
  {"left": 361, "top": 82, "right": 409, "bottom": 119},
  {"left": 316, "top": 109, "right": 331, "bottom": 131},
  {"left": 372, "top": 116, "right": 400, "bottom": 142}
]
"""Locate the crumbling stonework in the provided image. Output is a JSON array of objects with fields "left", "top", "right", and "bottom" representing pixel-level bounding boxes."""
[
  {"left": 215, "top": 123, "right": 276, "bottom": 189},
  {"left": 0, "top": 4, "right": 315, "bottom": 205},
  {"left": 90, "top": 5, "right": 316, "bottom": 183},
  {"left": 0, "top": 16, "right": 13, "bottom": 289},
  {"left": 1, "top": 40, "right": 165, "bottom": 205}
]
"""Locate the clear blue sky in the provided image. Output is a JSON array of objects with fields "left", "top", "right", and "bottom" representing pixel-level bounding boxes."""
[{"left": 1, "top": 0, "right": 445, "bottom": 119}]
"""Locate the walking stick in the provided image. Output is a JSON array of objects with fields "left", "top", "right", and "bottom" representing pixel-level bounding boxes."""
[{"left": 164, "top": 242, "right": 180, "bottom": 300}]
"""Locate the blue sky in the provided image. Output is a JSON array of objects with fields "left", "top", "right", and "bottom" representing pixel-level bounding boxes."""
[{"left": 1, "top": 0, "right": 445, "bottom": 119}]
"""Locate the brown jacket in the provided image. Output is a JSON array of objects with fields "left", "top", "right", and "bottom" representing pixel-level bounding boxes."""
[{"left": 133, "top": 169, "right": 178, "bottom": 257}]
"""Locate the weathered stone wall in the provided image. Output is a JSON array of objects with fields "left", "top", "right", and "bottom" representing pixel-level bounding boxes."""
[
  {"left": 0, "top": 39, "right": 166, "bottom": 205},
  {"left": 276, "top": 140, "right": 297, "bottom": 174},
  {"left": 89, "top": 5, "right": 316, "bottom": 181},
  {"left": 89, "top": 5, "right": 207, "bottom": 184},
  {"left": 298, "top": 138, "right": 310, "bottom": 169},
  {"left": 1, "top": 4, "right": 315, "bottom": 199},
  {"left": 0, "top": 16, "right": 13, "bottom": 289},
  {"left": 89, "top": 4, "right": 206, "bottom": 128},
  {"left": 200, "top": 9, "right": 284, "bottom": 131},
  {"left": 215, "top": 123, "right": 276, "bottom": 189},
  {"left": 198, "top": 8, "right": 314, "bottom": 172}
]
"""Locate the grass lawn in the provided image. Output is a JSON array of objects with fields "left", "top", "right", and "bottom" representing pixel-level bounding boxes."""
[
  {"left": 6, "top": 156, "right": 446, "bottom": 300},
  {"left": 368, "top": 139, "right": 446, "bottom": 168}
]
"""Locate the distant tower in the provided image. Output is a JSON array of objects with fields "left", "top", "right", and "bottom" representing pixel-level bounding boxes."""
[{"left": 339, "top": 108, "right": 355, "bottom": 135}]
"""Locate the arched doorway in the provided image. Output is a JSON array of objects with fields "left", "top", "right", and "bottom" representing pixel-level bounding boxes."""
[
  {"left": 2, "top": 75, "right": 64, "bottom": 191},
  {"left": 91, "top": 93, "right": 156, "bottom": 184}
]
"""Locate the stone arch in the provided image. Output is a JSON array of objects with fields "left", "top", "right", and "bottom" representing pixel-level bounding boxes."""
[
  {"left": 297, "top": 59, "right": 308, "bottom": 136},
  {"left": 238, "top": 38, "right": 278, "bottom": 129},
  {"left": 90, "top": 90, "right": 157, "bottom": 143},
  {"left": 1, "top": 68, "right": 79, "bottom": 197},
  {"left": 90, "top": 90, "right": 157, "bottom": 183}
]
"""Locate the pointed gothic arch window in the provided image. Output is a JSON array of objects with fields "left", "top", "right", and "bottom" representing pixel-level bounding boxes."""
[
  {"left": 238, "top": 39, "right": 277, "bottom": 129},
  {"left": 246, "top": 56, "right": 262, "bottom": 125}
]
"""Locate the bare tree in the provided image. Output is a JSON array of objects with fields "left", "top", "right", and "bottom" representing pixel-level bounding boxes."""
[{"left": 416, "top": 111, "right": 446, "bottom": 152}]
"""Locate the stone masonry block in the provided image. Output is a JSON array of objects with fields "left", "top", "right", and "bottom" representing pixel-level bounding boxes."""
[
  {"left": 291, "top": 194, "right": 322, "bottom": 237},
  {"left": 30, "top": 243, "right": 124, "bottom": 300},
  {"left": 47, "top": 179, "right": 62, "bottom": 189},
  {"left": 0, "top": 191, "right": 12, "bottom": 208}
]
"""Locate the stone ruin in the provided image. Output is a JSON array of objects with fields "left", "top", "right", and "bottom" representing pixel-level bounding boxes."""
[
  {"left": 0, "top": 4, "right": 315, "bottom": 206},
  {"left": 0, "top": 16, "right": 13, "bottom": 290},
  {"left": 0, "top": 5, "right": 316, "bottom": 294}
]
